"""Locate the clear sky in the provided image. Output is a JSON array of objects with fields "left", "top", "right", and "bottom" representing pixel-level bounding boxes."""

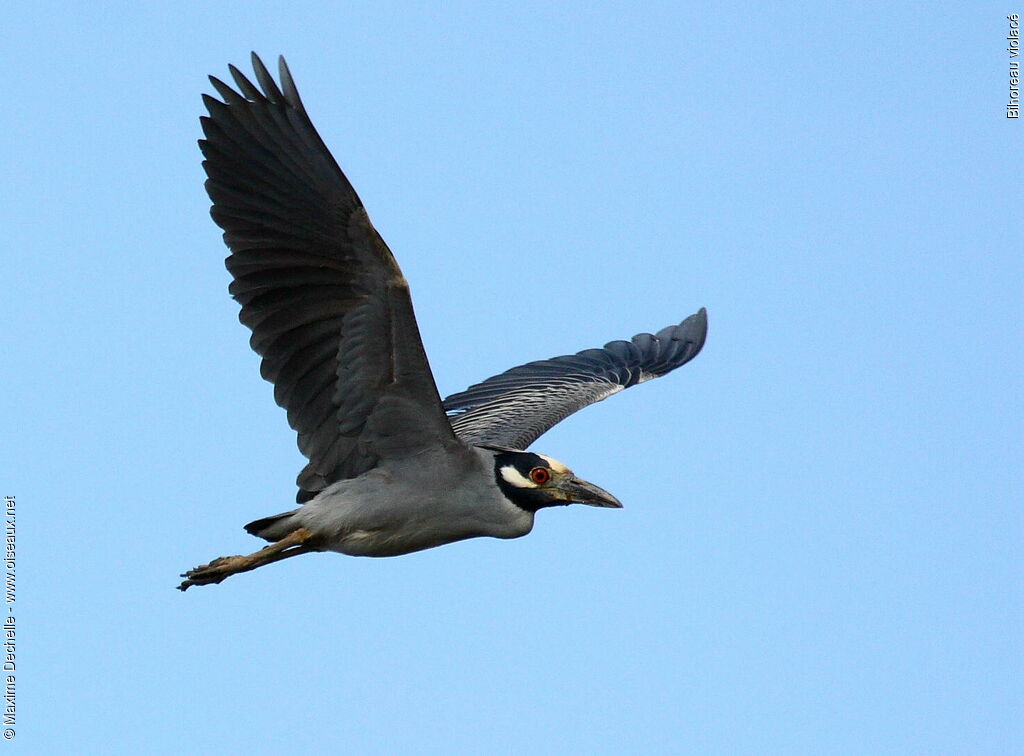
[{"left": 4, "top": 2, "right": 1020, "bottom": 753}]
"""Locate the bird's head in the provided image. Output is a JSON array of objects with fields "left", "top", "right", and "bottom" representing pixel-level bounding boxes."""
[{"left": 492, "top": 450, "right": 623, "bottom": 512}]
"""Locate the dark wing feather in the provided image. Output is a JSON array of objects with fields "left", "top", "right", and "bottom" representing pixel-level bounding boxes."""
[
  {"left": 442, "top": 309, "right": 707, "bottom": 449},
  {"left": 201, "top": 54, "right": 457, "bottom": 503}
]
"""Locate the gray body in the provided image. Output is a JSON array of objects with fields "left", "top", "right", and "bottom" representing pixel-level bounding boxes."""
[{"left": 264, "top": 447, "right": 533, "bottom": 556}]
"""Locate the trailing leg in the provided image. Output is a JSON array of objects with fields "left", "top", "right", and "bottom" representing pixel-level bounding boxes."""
[{"left": 178, "top": 527, "right": 316, "bottom": 591}]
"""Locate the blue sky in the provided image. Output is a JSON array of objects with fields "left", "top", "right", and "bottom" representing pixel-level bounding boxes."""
[{"left": 4, "top": 2, "right": 1020, "bottom": 753}]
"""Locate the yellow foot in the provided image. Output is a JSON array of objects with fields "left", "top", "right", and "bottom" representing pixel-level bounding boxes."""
[
  {"left": 177, "top": 528, "right": 315, "bottom": 591},
  {"left": 178, "top": 555, "right": 250, "bottom": 590}
]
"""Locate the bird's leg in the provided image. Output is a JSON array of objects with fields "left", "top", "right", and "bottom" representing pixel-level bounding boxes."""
[{"left": 178, "top": 527, "right": 316, "bottom": 591}]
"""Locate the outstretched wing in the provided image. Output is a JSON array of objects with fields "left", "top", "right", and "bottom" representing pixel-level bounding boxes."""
[
  {"left": 442, "top": 309, "right": 708, "bottom": 449},
  {"left": 200, "top": 54, "right": 458, "bottom": 503}
]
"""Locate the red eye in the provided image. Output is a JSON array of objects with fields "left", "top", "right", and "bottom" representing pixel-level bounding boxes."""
[{"left": 529, "top": 467, "right": 550, "bottom": 485}]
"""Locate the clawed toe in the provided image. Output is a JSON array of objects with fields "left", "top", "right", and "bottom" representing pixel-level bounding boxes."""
[{"left": 178, "top": 557, "right": 242, "bottom": 591}]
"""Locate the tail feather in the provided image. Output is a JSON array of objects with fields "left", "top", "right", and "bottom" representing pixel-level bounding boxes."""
[{"left": 244, "top": 509, "right": 300, "bottom": 541}]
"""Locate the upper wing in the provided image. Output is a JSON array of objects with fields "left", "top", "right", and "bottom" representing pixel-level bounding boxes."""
[
  {"left": 200, "top": 54, "right": 457, "bottom": 503},
  {"left": 442, "top": 309, "right": 708, "bottom": 449}
]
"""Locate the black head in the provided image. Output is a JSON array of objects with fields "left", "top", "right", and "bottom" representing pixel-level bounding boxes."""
[{"left": 492, "top": 450, "right": 623, "bottom": 513}]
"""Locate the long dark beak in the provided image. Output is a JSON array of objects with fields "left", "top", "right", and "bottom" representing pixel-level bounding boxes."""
[{"left": 557, "top": 476, "right": 623, "bottom": 508}]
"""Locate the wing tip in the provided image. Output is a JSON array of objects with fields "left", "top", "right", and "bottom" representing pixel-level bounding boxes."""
[
  {"left": 632, "top": 307, "right": 708, "bottom": 374},
  {"left": 685, "top": 306, "right": 708, "bottom": 349}
]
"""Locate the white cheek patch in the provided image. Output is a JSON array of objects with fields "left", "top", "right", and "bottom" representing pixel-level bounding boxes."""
[
  {"left": 537, "top": 455, "right": 571, "bottom": 475},
  {"left": 500, "top": 465, "right": 536, "bottom": 489}
]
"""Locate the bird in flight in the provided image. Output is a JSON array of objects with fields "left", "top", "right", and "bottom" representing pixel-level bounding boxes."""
[{"left": 178, "top": 54, "right": 707, "bottom": 591}]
